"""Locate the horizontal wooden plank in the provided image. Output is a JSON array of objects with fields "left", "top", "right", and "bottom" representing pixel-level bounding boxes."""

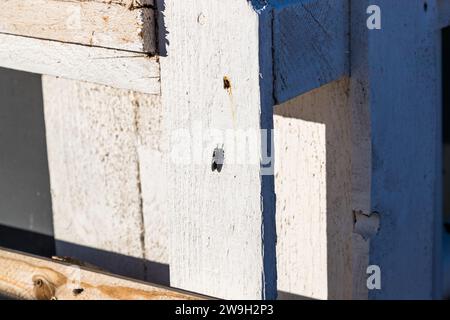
[
  {"left": 0, "top": 0, "right": 156, "bottom": 53},
  {"left": 272, "top": 0, "right": 349, "bottom": 104},
  {"left": 0, "top": 34, "right": 160, "bottom": 94},
  {"left": 0, "top": 247, "right": 204, "bottom": 300}
]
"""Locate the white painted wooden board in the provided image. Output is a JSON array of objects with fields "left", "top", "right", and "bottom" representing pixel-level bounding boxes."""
[
  {"left": 275, "top": 78, "right": 353, "bottom": 300},
  {"left": 0, "top": 34, "right": 160, "bottom": 94},
  {"left": 0, "top": 0, "right": 156, "bottom": 53},
  {"left": 42, "top": 76, "right": 165, "bottom": 282},
  {"left": 132, "top": 89, "right": 170, "bottom": 281},
  {"left": 158, "top": 0, "right": 276, "bottom": 299}
]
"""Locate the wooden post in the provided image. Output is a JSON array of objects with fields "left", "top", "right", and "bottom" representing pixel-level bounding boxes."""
[
  {"left": 157, "top": 0, "right": 276, "bottom": 300},
  {"left": 350, "top": 0, "right": 443, "bottom": 299}
]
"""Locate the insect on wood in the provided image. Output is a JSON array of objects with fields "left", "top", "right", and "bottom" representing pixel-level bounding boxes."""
[{"left": 211, "top": 146, "right": 225, "bottom": 173}]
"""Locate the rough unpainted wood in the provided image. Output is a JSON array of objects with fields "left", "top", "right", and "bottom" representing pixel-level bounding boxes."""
[
  {"left": 42, "top": 76, "right": 165, "bottom": 281},
  {"left": 0, "top": 0, "right": 156, "bottom": 53},
  {"left": 0, "top": 34, "right": 160, "bottom": 94},
  {"left": 275, "top": 78, "right": 353, "bottom": 300},
  {"left": 158, "top": 0, "right": 276, "bottom": 299},
  {"left": 0, "top": 248, "right": 201, "bottom": 300}
]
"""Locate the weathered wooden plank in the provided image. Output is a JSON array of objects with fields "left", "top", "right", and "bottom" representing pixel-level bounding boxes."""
[
  {"left": 0, "top": 247, "right": 202, "bottom": 300},
  {"left": 137, "top": 109, "right": 170, "bottom": 284},
  {"left": 272, "top": 0, "right": 349, "bottom": 104},
  {"left": 0, "top": 34, "right": 160, "bottom": 94},
  {"left": 0, "top": 0, "right": 156, "bottom": 53},
  {"left": 275, "top": 78, "right": 353, "bottom": 300},
  {"left": 42, "top": 76, "right": 164, "bottom": 281},
  {"left": 158, "top": 0, "right": 276, "bottom": 299},
  {"left": 350, "top": 0, "right": 442, "bottom": 299}
]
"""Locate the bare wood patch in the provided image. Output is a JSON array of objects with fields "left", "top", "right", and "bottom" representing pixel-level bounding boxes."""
[{"left": 0, "top": 248, "right": 204, "bottom": 300}]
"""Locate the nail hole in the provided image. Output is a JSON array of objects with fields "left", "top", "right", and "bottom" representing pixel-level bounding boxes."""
[
  {"left": 223, "top": 76, "right": 231, "bottom": 91},
  {"left": 73, "top": 288, "right": 84, "bottom": 296},
  {"left": 211, "top": 147, "right": 225, "bottom": 173},
  {"left": 424, "top": 2, "right": 428, "bottom": 11},
  {"left": 197, "top": 13, "right": 206, "bottom": 25}
]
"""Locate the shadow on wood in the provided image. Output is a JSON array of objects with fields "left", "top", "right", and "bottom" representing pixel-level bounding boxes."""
[
  {"left": 274, "top": 78, "right": 353, "bottom": 300},
  {"left": 0, "top": 224, "right": 170, "bottom": 287}
]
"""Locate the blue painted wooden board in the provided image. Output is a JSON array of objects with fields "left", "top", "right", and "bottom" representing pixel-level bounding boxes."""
[
  {"left": 351, "top": 0, "right": 443, "bottom": 299},
  {"left": 250, "top": 0, "right": 349, "bottom": 104},
  {"left": 272, "top": 0, "right": 349, "bottom": 104},
  {"left": 252, "top": 0, "right": 445, "bottom": 299},
  {"left": 438, "top": 0, "right": 450, "bottom": 28}
]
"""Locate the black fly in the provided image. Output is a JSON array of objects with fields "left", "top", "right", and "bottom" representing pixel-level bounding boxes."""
[{"left": 211, "top": 146, "right": 225, "bottom": 173}]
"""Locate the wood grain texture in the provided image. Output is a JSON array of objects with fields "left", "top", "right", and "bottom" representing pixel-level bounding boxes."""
[
  {"left": 0, "top": 248, "right": 202, "bottom": 300},
  {"left": 133, "top": 85, "right": 170, "bottom": 279},
  {"left": 272, "top": 0, "right": 349, "bottom": 104},
  {"left": 0, "top": 34, "right": 160, "bottom": 94},
  {"left": 0, "top": 0, "right": 156, "bottom": 53},
  {"left": 350, "top": 0, "right": 442, "bottom": 299},
  {"left": 275, "top": 78, "right": 353, "bottom": 300},
  {"left": 158, "top": 0, "right": 276, "bottom": 299},
  {"left": 42, "top": 76, "right": 164, "bottom": 281}
]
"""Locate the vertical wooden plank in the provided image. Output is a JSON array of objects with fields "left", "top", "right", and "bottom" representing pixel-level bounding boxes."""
[
  {"left": 42, "top": 76, "right": 164, "bottom": 281},
  {"left": 349, "top": 0, "right": 374, "bottom": 299},
  {"left": 350, "top": 0, "right": 442, "bottom": 299},
  {"left": 134, "top": 91, "right": 170, "bottom": 284},
  {"left": 157, "top": 0, "right": 276, "bottom": 299},
  {"left": 275, "top": 78, "right": 353, "bottom": 300}
]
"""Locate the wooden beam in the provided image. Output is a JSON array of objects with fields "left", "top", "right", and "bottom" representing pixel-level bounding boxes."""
[
  {"left": 0, "top": 0, "right": 156, "bottom": 53},
  {"left": 0, "top": 247, "right": 203, "bottom": 300},
  {"left": 0, "top": 34, "right": 160, "bottom": 94},
  {"left": 350, "top": 0, "right": 442, "bottom": 299},
  {"left": 272, "top": 0, "right": 349, "bottom": 104},
  {"left": 158, "top": 0, "right": 276, "bottom": 299}
]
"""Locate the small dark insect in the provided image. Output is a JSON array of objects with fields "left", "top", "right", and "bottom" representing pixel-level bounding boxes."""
[
  {"left": 73, "top": 288, "right": 84, "bottom": 296},
  {"left": 211, "top": 146, "right": 225, "bottom": 173}
]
